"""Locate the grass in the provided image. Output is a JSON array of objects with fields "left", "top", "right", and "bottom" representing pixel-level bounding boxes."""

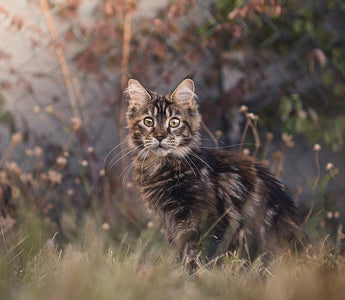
[{"left": 1, "top": 214, "right": 345, "bottom": 300}]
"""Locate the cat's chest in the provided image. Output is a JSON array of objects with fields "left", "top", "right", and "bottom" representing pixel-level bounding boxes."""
[{"left": 136, "top": 164, "right": 214, "bottom": 213}]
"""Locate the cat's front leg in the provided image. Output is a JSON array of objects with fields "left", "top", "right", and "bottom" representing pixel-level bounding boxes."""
[
  {"left": 165, "top": 217, "right": 203, "bottom": 272},
  {"left": 181, "top": 240, "right": 203, "bottom": 273}
]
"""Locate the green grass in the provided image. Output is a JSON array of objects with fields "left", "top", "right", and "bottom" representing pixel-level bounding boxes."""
[{"left": 1, "top": 216, "right": 345, "bottom": 300}]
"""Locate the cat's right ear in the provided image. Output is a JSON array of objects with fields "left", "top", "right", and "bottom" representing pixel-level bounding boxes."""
[{"left": 126, "top": 79, "right": 151, "bottom": 107}]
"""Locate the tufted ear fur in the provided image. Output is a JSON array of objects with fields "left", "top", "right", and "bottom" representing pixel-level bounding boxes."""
[
  {"left": 126, "top": 79, "right": 151, "bottom": 107},
  {"left": 170, "top": 78, "right": 196, "bottom": 109}
]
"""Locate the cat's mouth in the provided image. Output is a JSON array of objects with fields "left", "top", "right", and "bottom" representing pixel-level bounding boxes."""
[{"left": 144, "top": 139, "right": 177, "bottom": 157}]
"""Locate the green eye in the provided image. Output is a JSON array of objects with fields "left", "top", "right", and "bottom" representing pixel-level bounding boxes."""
[
  {"left": 144, "top": 117, "right": 154, "bottom": 127},
  {"left": 169, "top": 118, "right": 180, "bottom": 128}
]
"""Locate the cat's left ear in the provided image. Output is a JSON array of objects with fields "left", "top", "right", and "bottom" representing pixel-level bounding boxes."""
[
  {"left": 126, "top": 79, "right": 151, "bottom": 107},
  {"left": 171, "top": 78, "right": 196, "bottom": 109}
]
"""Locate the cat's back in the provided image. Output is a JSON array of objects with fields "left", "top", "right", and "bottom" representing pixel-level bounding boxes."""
[
  {"left": 202, "top": 148, "right": 298, "bottom": 220},
  {"left": 202, "top": 148, "right": 305, "bottom": 255}
]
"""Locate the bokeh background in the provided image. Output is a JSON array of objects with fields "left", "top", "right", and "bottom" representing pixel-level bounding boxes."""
[{"left": 1, "top": 0, "right": 345, "bottom": 244}]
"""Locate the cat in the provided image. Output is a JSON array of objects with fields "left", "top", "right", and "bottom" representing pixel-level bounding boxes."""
[{"left": 125, "top": 77, "right": 306, "bottom": 270}]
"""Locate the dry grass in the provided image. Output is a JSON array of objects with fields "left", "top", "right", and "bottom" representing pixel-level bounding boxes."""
[{"left": 1, "top": 215, "right": 345, "bottom": 300}]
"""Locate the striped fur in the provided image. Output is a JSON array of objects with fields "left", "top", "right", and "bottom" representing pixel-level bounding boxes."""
[{"left": 126, "top": 78, "right": 306, "bottom": 270}]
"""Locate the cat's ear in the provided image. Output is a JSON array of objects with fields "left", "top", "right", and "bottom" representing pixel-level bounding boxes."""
[
  {"left": 126, "top": 79, "right": 151, "bottom": 107},
  {"left": 171, "top": 78, "right": 196, "bottom": 109}
]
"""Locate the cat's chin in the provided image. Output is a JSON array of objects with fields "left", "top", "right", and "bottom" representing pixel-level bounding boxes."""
[{"left": 151, "top": 148, "right": 171, "bottom": 157}]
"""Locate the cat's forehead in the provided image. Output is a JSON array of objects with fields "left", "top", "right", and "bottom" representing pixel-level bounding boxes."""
[{"left": 149, "top": 97, "right": 181, "bottom": 117}]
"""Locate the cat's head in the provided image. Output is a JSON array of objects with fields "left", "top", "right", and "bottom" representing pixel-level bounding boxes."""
[{"left": 126, "top": 78, "right": 201, "bottom": 158}]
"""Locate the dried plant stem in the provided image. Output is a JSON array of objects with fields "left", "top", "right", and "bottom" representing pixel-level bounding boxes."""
[
  {"left": 0, "top": 144, "right": 14, "bottom": 167},
  {"left": 239, "top": 115, "right": 260, "bottom": 156},
  {"left": 249, "top": 120, "right": 260, "bottom": 157},
  {"left": 118, "top": 1, "right": 135, "bottom": 203},
  {"left": 303, "top": 201, "right": 314, "bottom": 225},
  {"left": 312, "top": 151, "right": 320, "bottom": 191},
  {"left": 276, "top": 148, "right": 285, "bottom": 178},
  {"left": 335, "top": 224, "right": 343, "bottom": 257},
  {"left": 201, "top": 120, "right": 218, "bottom": 149},
  {"left": 39, "top": 0, "right": 81, "bottom": 120},
  {"left": 305, "top": 149, "right": 321, "bottom": 223},
  {"left": 119, "top": 3, "right": 132, "bottom": 153},
  {"left": 0, "top": 221, "right": 9, "bottom": 253},
  {"left": 239, "top": 119, "right": 249, "bottom": 153},
  {"left": 262, "top": 135, "right": 272, "bottom": 159}
]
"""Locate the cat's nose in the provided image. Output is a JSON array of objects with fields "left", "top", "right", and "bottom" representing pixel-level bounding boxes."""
[{"left": 156, "top": 135, "right": 164, "bottom": 142}]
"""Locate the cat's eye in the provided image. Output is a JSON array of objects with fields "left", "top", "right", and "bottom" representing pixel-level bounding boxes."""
[
  {"left": 169, "top": 118, "right": 180, "bottom": 128},
  {"left": 143, "top": 117, "right": 154, "bottom": 127}
]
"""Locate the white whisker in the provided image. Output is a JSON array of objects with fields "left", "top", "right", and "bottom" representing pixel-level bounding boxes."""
[
  {"left": 105, "top": 144, "right": 142, "bottom": 174},
  {"left": 103, "top": 140, "right": 130, "bottom": 166},
  {"left": 140, "top": 150, "right": 150, "bottom": 185},
  {"left": 189, "top": 151, "right": 212, "bottom": 171}
]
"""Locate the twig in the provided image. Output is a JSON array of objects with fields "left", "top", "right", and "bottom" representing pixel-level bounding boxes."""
[
  {"left": 312, "top": 150, "right": 320, "bottom": 191},
  {"left": 248, "top": 119, "right": 260, "bottom": 157},
  {"left": 239, "top": 118, "right": 249, "bottom": 153},
  {"left": 118, "top": 0, "right": 135, "bottom": 203},
  {"left": 0, "top": 220, "right": 9, "bottom": 253},
  {"left": 262, "top": 133, "right": 273, "bottom": 159},
  {"left": 39, "top": 0, "right": 81, "bottom": 120},
  {"left": 201, "top": 120, "right": 218, "bottom": 149},
  {"left": 303, "top": 200, "right": 314, "bottom": 225},
  {"left": 276, "top": 148, "right": 285, "bottom": 178},
  {"left": 119, "top": 0, "right": 133, "bottom": 158}
]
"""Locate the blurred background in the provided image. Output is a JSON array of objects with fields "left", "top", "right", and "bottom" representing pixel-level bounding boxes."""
[{"left": 0, "top": 0, "right": 345, "bottom": 243}]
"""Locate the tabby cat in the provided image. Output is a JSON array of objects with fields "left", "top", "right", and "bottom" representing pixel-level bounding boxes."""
[{"left": 126, "top": 77, "right": 306, "bottom": 269}]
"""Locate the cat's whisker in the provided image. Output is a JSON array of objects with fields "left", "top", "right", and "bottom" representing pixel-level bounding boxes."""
[
  {"left": 105, "top": 146, "right": 138, "bottom": 171},
  {"left": 198, "top": 138, "right": 227, "bottom": 145},
  {"left": 200, "top": 142, "right": 257, "bottom": 150},
  {"left": 174, "top": 148, "right": 200, "bottom": 178},
  {"left": 104, "top": 146, "right": 134, "bottom": 168},
  {"left": 119, "top": 149, "right": 145, "bottom": 181},
  {"left": 185, "top": 155, "right": 202, "bottom": 178},
  {"left": 140, "top": 150, "right": 150, "bottom": 185},
  {"left": 176, "top": 151, "right": 197, "bottom": 177},
  {"left": 120, "top": 158, "right": 138, "bottom": 184},
  {"left": 105, "top": 145, "right": 142, "bottom": 174},
  {"left": 189, "top": 151, "right": 212, "bottom": 171},
  {"left": 103, "top": 140, "right": 130, "bottom": 167}
]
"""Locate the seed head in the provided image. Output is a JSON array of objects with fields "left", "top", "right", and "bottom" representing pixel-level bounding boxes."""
[
  {"left": 325, "top": 162, "right": 334, "bottom": 171},
  {"left": 313, "top": 144, "right": 321, "bottom": 151},
  {"left": 71, "top": 117, "right": 82, "bottom": 131},
  {"left": 56, "top": 156, "right": 67, "bottom": 168},
  {"left": 240, "top": 105, "right": 248, "bottom": 113},
  {"left": 33, "top": 146, "right": 43, "bottom": 157},
  {"left": 11, "top": 132, "right": 23, "bottom": 146}
]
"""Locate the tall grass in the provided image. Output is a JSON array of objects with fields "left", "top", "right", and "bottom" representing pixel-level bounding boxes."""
[{"left": 1, "top": 213, "right": 345, "bottom": 300}]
